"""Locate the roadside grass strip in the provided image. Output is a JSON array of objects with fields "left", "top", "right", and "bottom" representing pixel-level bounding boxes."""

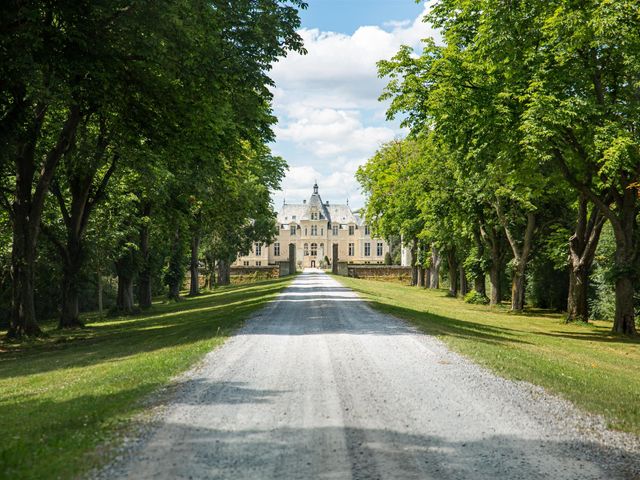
[
  {"left": 336, "top": 276, "right": 640, "bottom": 436},
  {"left": 0, "top": 277, "right": 292, "bottom": 480}
]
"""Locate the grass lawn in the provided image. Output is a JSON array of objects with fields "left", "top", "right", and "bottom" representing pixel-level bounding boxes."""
[
  {"left": 336, "top": 276, "right": 640, "bottom": 436},
  {"left": 0, "top": 277, "right": 292, "bottom": 480}
]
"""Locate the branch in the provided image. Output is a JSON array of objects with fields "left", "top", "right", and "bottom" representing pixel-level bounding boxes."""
[
  {"left": 494, "top": 199, "right": 520, "bottom": 261},
  {"left": 520, "top": 212, "right": 536, "bottom": 264},
  {"left": 89, "top": 153, "right": 117, "bottom": 209},
  {"left": 40, "top": 222, "right": 67, "bottom": 260},
  {"left": 50, "top": 180, "right": 71, "bottom": 228},
  {"left": 582, "top": 209, "right": 606, "bottom": 268},
  {"left": 31, "top": 105, "right": 81, "bottom": 229},
  {"left": 552, "top": 148, "right": 618, "bottom": 228},
  {"left": 0, "top": 189, "right": 13, "bottom": 222}
]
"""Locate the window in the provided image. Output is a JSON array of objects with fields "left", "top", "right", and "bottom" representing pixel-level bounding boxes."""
[
  {"left": 364, "top": 242, "right": 371, "bottom": 256},
  {"left": 311, "top": 225, "right": 317, "bottom": 236},
  {"left": 256, "top": 261, "right": 262, "bottom": 266},
  {"left": 290, "top": 225, "right": 296, "bottom": 235},
  {"left": 292, "top": 215, "right": 297, "bottom": 220},
  {"left": 320, "top": 228, "right": 324, "bottom": 235},
  {"left": 255, "top": 243, "right": 262, "bottom": 255},
  {"left": 311, "top": 243, "right": 318, "bottom": 256},
  {"left": 332, "top": 225, "right": 339, "bottom": 235},
  {"left": 243, "top": 261, "right": 249, "bottom": 266},
  {"left": 304, "top": 243, "right": 309, "bottom": 256},
  {"left": 304, "top": 228, "right": 308, "bottom": 236},
  {"left": 364, "top": 225, "right": 370, "bottom": 235},
  {"left": 281, "top": 224, "right": 285, "bottom": 229},
  {"left": 377, "top": 242, "right": 383, "bottom": 256},
  {"left": 311, "top": 212, "right": 319, "bottom": 220},
  {"left": 348, "top": 243, "right": 354, "bottom": 256},
  {"left": 274, "top": 243, "right": 280, "bottom": 256},
  {"left": 349, "top": 225, "right": 355, "bottom": 235}
]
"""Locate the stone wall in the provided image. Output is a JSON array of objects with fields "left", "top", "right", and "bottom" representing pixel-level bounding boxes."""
[
  {"left": 336, "top": 261, "right": 349, "bottom": 276},
  {"left": 278, "top": 261, "right": 291, "bottom": 277},
  {"left": 345, "top": 265, "right": 412, "bottom": 282},
  {"left": 230, "top": 265, "right": 280, "bottom": 280}
]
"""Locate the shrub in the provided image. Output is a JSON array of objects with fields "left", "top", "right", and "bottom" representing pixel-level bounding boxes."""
[{"left": 464, "top": 289, "right": 489, "bottom": 305}]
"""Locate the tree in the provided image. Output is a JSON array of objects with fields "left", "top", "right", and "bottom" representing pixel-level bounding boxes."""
[
  {"left": 0, "top": 0, "right": 307, "bottom": 335},
  {"left": 519, "top": 1, "right": 640, "bottom": 334}
]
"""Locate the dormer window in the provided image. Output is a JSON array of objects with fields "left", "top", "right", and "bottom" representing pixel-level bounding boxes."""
[{"left": 311, "top": 212, "right": 318, "bottom": 220}]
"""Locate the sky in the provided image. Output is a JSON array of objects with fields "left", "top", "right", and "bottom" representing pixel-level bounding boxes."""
[{"left": 269, "top": 0, "right": 439, "bottom": 209}]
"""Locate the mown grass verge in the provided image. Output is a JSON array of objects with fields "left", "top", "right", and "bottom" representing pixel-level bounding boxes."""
[
  {"left": 336, "top": 276, "right": 640, "bottom": 435},
  {"left": 0, "top": 277, "right": 292, "bottom": 479}
]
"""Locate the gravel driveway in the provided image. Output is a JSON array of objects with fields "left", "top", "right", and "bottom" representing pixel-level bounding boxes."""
[{"left": 104, "top": 270, "right": 639, "bottom": 479}]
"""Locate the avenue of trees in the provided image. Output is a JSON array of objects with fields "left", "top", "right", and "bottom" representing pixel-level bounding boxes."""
[
  {"left": 0, "top": 1, "right": 307, "bottom": 338},
  {"left": 359, "top": 0, "right": 639, "bottom": 335}
]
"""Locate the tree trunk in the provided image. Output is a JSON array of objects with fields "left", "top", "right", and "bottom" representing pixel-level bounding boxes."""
[
  {"left": 138, "top": 202, "right": 152, "bottom": 309},
  {"left": 429, "top": 246, "right": 440, "bottom": 289},
  {"left": 460, "top": 266, "right": 469, "bottom": 297},
  {"left": 474, "top": 274, "right": 486, "bottom": 296},
  {"left": 447, "top": 249, "right": 458, "bottom": 297},
  {"left": 511, "top": 263, "right": 526, "bottom": 312},
  {"left": 566, "top": 195, "right": 605, "bottom": 323},
  {"left": 58, "top": 239, "right": 84, "bottom": 328},
  {"left": 97, "top": 268, "right": 103, "bottom": 314},
  {"left": 610, "top": 205, "right": 637, "bottom": 335},
  {"left": 567, "top": 266, "right": 589, "bottom": 322},
  {"left": 7, "top": 104, "right": 81, "bottom": 338},
  {"left": 410, "top": 239, "right": 418, "bottom": 286},
  {"left": 166, "top": 227, "right": 183, "bottom": 301},
  {"left": 496, "top": 203, "right": 536, "bottom": 313},
  {"left": 472, "top": 228, "right": 487, "bottom": 296},
  {"left": 116, "top": 272, "right": 135, "bottom": 314},
  {"left": 613, "top": 275, "right": 636, "bottom": 335},
  {"left": 189, "top": 232, "right": 200, "bottom": 296},
  {"left": 217, "top": 259, "right": 231, "bottom": 286},
  {"left": 483, "top": 226, "right": 504, "bottom": 306},
  {"left": 489, "top": 261, "right": 501, "bottom": 306},
  {"left": 8, "top": 221, "right": 41, "bottom": 337},
  {"left": 425, "top": 267, "right": 431, "bottom": 289},
  {"left": 417, "top": 266, "right": 425, "bottom": 288},
  {"left": 115, "top": 252, "right": 136, "bottom": 314}
]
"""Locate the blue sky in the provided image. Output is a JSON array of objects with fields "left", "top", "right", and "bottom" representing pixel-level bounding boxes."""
[
  {"left": 270, "top": 1, "right": 438, "bottom": 209},
  {"left": 299, "top": 1, "right": 425, "bottom": 35}
]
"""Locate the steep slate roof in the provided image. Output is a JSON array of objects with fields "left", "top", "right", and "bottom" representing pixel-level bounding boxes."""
[{"left": 277, "top": 185, "right": 361, "bottom": 225}]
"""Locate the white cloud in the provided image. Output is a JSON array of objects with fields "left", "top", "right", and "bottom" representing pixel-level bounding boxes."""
[
  {"left": 274, "top": 106, "right": 395, "bottom": 157},
  {"left": 271, "top": 5, "right": 439, "bottom": 209},
  {"left": 276, "top": 164, "right": 365, "bottom": 210}
]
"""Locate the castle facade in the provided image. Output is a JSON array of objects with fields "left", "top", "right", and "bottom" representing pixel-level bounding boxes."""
[{"left": 234, "top": 184, "right": 389, "bottom": 268}]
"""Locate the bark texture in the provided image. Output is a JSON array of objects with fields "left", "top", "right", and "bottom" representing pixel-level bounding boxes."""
[
  {"left": 459, "top": 266, "right": 469, "bottom": 297},
  {"left": 447, "top": 249, "right": 458, "bottom": 297},
  {"left": 189, "top": 232, "right": 201, "bottom": 296},
  {"left": 566, "top": 195, "right": 605, "bottom": 322},
  {"left": 138, "top": 202, "right": 152, "bottom": 309},
  {"left": 217, "top": 259, "right": 231, "bottom": 286},
  {"left": 115, "top": 248, "right": 137, "bottom": 314},
  {"left": 429, "top": 246, "right": 441, "bottom": 289}
]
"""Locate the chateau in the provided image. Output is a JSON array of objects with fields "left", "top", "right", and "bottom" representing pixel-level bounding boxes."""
[{"left": 235, "top": 183, "right": 390, "bottom": 268}]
